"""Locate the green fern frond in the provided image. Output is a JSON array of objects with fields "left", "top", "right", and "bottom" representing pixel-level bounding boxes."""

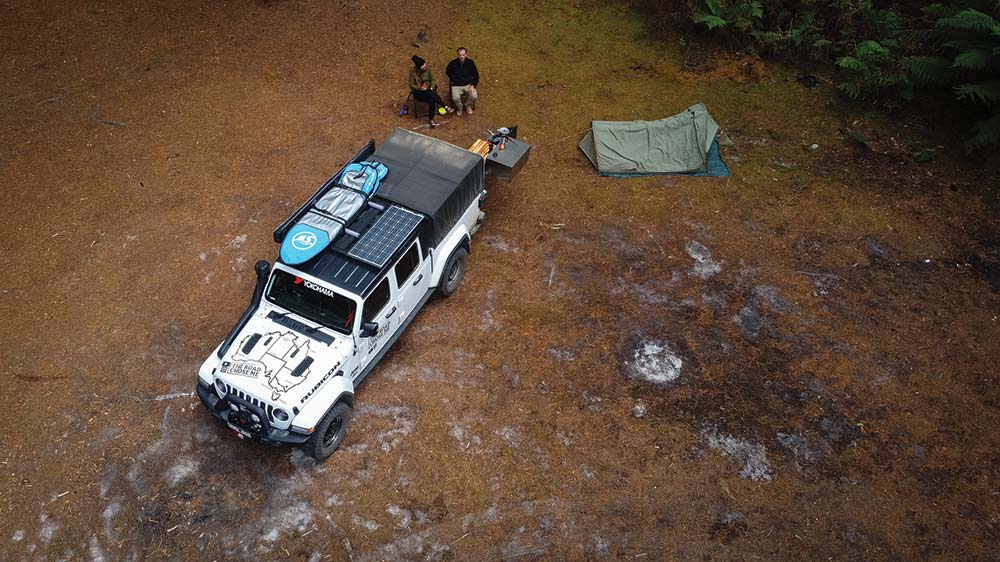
[
  {"left": 857, "top": 40, "right": 890, "bottom": 60},
  {"left": 837, "top": 82, "right": 864, "bottom": 99},
  {"left": 964, "top": 112, "right": 1000, "bottom": 151},
  {"left": 879, "top": 10, "right": 905, "bottom": 28},
  {"left": 837, "top": 56, "right": 867, "bottom": 71},
  {"left": 955, "top": 82, "right": 1000, "bottom": 103},
  {"left": 698, "top": 14, "right": 728, "bottom": 29},
  {"left": 952, "top": 48, "right": 993, "bottom": 68},
  {"left": 922, "top": 3, "right": 955, "bottom": 19},
  {"left": 942, "top": 39, "right": 978, "bottom": 52},
  {"left": 750, "top": 0, "right": 763, "bottom": 19},
  {"left": 906, "top": 56, "right": 952, "bottom": 83},
  {"left": 937, "top": 9, "right": 1000, "bottom": 33}
]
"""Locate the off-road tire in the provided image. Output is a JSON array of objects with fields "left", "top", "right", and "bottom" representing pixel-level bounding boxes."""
[
  {"left": 304, "top": 402, "right": 352, "bottom": 461},
  {"left": 437, "top": 247, "right": 468, "bottom": 297}
]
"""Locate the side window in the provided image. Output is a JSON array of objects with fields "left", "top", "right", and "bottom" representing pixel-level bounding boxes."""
[
  {"left": 393, "top": 241, "right": 421, "bottom": 286},
  {"left": 362, "top": 277, "right": 391, "bottom": 324}
]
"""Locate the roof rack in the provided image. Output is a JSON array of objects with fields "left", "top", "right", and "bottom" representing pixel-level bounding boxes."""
[{"left": 273, "top": 140, "right": 376, "bottom": 245}]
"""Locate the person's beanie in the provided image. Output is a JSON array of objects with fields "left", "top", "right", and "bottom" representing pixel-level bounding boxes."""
[{"left": 412, "top": 55, "right": 425, "bottom": 69}]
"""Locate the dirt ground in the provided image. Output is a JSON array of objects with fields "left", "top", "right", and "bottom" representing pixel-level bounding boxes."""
[{"left": 2, "top": 1, "right": 999, "bottom": 561}]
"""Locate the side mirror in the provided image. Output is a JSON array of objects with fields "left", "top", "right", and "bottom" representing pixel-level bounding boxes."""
[{"left": 360, "top": 321, "right": 378, "bottom": 338}]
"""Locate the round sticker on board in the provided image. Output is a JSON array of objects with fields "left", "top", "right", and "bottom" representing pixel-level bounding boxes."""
[
  {"left": 280, "top": 224, "right": 330, "bottom": 265},
  {"left": 291, "top": 231, "right": 318, "bottom": 250}
]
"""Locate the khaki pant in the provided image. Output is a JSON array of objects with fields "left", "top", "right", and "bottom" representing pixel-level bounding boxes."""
[{"left": 450, "top": 84, "right": 478, "bottom": 110}]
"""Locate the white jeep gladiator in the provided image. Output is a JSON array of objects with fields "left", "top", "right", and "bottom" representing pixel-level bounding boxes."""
[{"left": 196, "top": 129, "right": 485, "bottom": 460}]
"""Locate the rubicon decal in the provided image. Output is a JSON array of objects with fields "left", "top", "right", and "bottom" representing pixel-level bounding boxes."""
[{"left": 300, "top": 364, "right": 340, "bottom": 404}]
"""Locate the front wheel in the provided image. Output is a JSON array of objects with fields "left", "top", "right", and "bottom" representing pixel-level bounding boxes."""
[
  {"left": 304, "top": 402, "right": 352, "bottom": 461},
  {"left": 437, "top": 247, "right": 468, "bottom": 297}
]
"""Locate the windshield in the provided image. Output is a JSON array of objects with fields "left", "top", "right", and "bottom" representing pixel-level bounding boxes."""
[{"left": 265, "top": 270, "right": 356, "bottom": 334}]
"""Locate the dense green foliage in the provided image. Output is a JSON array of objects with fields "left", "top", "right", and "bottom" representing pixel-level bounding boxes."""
[
  {"left": 692, "top": 0, "right": 763, "bottom": 32},
  {"left": 905, "top": 2, "right": 1000, "bottom": 150},
  {"left": 645, "top": 0, "right": 1000, "bottom": 152}
]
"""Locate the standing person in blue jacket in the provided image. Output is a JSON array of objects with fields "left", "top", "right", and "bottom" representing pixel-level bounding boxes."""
[
  {"left": 409, "top": 55, "right": 453, "bottom": 127},
  {"left": 446, "top": 47, "right": 479, "bottom": 116}
]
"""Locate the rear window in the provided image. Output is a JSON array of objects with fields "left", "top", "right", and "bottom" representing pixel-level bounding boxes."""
[
  {"left": 265, "top": 270, "right": 356, "bottom": 334},
  {"left": 393, "top": 242, "right": 420, "bottom": 285}
]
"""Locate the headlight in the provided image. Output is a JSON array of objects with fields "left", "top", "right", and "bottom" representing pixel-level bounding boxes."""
[
  {"left": 273, "top": 409, "right": 289, "bottom": 422},
  {"left": 214, "top": 378, "right": 227, "bottom": 397}
]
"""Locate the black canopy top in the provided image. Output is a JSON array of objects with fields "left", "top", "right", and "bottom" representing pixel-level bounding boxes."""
[
  {"left": 276, "top": 129, "right": 483, "bottom": 297},
  {"left": 371, "top": 128, "right": 484, "bottom": 249}
]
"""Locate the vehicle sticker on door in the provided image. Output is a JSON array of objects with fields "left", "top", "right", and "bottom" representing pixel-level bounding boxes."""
[{"left": 367, "top": 320, "right": 392, "bottom": 353}]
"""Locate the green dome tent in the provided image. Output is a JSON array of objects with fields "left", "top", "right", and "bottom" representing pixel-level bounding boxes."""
[{"left": 579, "top": 102, "right": 729, "bottom": 177}]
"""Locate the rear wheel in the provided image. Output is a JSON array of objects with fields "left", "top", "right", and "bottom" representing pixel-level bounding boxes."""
[
  {"left": 304, "top": 402, "right": 352, "bottom": 460},
  {"left": 437, "top": 247, "right": 468, "bottom": 297}
]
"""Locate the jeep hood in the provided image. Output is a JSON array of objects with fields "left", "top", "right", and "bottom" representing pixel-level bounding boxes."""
[{"left": 216, "top": 312, "right": 351, "bottom": 407}]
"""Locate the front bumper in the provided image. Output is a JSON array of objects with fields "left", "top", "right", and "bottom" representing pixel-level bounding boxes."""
[{"left": 195, "top": 382, "right": 310, "bottom": 445}]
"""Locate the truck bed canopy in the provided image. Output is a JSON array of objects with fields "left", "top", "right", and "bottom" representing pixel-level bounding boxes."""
[{"left": 372, "top": 128, "right": 485, "bottom": 249}]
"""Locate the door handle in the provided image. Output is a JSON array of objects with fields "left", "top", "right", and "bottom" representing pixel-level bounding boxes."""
[
  {"left": 385, "top": 306, "right": 397, "bottom": 319},
  {"left": 412, "top": 274, "right": 423, "bottom": 286}
]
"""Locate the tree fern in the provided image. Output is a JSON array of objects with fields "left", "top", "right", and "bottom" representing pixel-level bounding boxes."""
[
  {"left": 907, "top": 1, "right": 1000, "bottom": 150},
  {"left": 922, "top": 3, "right": 954, "bottom": 19},
  {"left": 952, "top": 47, "right": 993, "bottom": 67},
  {"left": 668, "top": 0, "right": 1000, "bottom": 151},
  {"left": 936, "top": 9, "right": 1000, "bottom": 33},
  {"left": 964, "top": 113, "right": 1000, "bottom": 150},
  {"left": 857, "top": 40, "right": 890, "bottom": 60},
  {"left": 692, "top": 0, "right": 762, "bottom": 33},
  {"left": 942, "top": 39, "right": 978, "bottom": 51},
  {"left": 837, "top": 56, "right": 867, "bottom": 71},
  {"left": 906, "top": 55, "right": 953, "bottom": 83},
  {"left": 955, "top": 81, "right": 1000, "bottom": 102},
  {"left": 698, "top": 14, "right": 729, "bottom": 29}
]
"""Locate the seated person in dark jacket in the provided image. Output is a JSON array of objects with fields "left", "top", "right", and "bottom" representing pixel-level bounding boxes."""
[
  {"left": 409, "top": 55, "right": 453, "bottom": 127},
  {"left": 445, "top": 47, "right": 479, "bottom": 115}
]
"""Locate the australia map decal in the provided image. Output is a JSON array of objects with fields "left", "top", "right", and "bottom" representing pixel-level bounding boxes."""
[{"left": 226, "top": 331, "right": 313, "bottom": 400}]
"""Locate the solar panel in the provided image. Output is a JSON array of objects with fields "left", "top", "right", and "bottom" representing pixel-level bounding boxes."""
[{"left": 347, "top": 206, "right": 423, "bottom": 268}]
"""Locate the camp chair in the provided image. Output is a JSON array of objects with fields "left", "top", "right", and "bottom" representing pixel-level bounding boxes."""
[{"left": 405, "top": 91, "right": 433, "bottom": 119}]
